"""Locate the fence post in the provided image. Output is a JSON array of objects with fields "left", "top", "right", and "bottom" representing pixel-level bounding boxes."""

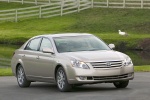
[
  {"left": 141, "top": 0, "right": 143, "bottom": 8},
  {"left": 22, "top": 0, "right": 23, "bottom": 4},
  {"left": 49, "top": 0, "right": 51, "bottom": 3},
  {"left": 39, "top": 6, "right": 42, "bottom": 18},
  {"left": 15, "top": 9, "right": 18, "bottom": 22},
  {"left": 107, "top": 0, "right": 109, "bottom": 8},
  {"left": 91, "top": 0, "right": 93, "bottom": 8},
  {"left": 123, "top": 0, "right": 125, "bottom": 8},
  {"left": 8, "top": 0, "right": 10, "bottom": 3},
  {"left": 61, "top": 0, "right": 64, "bottom": 16},
  {"left": 77, "top": 0, "right": 80, "bottom": 12},
  {"left": 35, "top": 0, "right": 37, "bottom": 5}
]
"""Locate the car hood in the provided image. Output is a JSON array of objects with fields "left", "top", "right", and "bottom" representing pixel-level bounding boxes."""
[{"left": 61, "top": 50, "right": 127, "bottom": 62}]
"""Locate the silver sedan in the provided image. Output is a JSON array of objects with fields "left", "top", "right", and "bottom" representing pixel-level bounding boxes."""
[{"left": 11, "top": 33, "right": 134, "bottom": 92}]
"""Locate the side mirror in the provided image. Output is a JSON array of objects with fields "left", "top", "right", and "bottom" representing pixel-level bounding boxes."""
[
  {"left": 42, "top": 48, "right": 54, "bottom": 54},
  {"left": 108, "top": 44, "right": 115, "bottom": 49}
]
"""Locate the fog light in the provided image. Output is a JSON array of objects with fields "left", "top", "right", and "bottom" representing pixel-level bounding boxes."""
[
  {"left": 128, "top": 73, "right": 132, "bottom": 77},
  {"left": 79, "top": 76, "right": 87, "bottom": 80}
]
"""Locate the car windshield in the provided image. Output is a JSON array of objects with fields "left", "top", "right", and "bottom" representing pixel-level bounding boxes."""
[{"left": 54, "top": 35, "right": 111, "bottom": 53}]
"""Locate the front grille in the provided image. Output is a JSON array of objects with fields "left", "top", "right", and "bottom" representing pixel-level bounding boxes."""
[
  {"left": 91, "top": 60, "right": 123, "bottom": 69},
  {"left": 86, "top": 74, "right": 130, "bottom": 80},
  {"left": 92, "top": 74, "right": 128, "bottom": 80}
]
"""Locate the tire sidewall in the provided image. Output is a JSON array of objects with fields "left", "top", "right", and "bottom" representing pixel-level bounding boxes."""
[
  {"left": 56, "top": 67, "right": 71, "bottom": 92},
  {"left": 114, "top": 80, "right": 129, "bottom": 88},
  {"left": 17, "top": 65, "right": 30, "bottom": 87}
]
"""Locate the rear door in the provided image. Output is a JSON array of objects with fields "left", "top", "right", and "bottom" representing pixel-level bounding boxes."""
[{"left": 22, "top": 37, "right": 42, "bottom": 77}]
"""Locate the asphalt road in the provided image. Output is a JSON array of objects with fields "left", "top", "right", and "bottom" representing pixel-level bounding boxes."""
[{"left": 0, "top": 73, "right": 150, "bottom": 100}]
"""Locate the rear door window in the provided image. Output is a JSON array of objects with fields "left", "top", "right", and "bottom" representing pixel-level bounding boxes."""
[{"left": 25, "top": 38, "right": 41, "bottom": 51}]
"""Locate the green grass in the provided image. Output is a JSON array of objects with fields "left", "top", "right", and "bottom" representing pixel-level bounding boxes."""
[
  {"left": 0, "top": 68, "right": 13, "bottom": 76},
  {"left": 0, "top": 2, "right": 35, "bottom": 10},
  {"left": 0, "top": 45, "right": 18, "bottom": 67},
  {"left": 134, "top": 65, "right": 150, "bottom": 72},
  {"left": 0, "top": 2, "right": 150, "bottom": 70},
  {"left": 0, "top": 44, "right": 18, "bottom": 59},
  {"left": 0, "top": 65, "right": 150, "bottom": 76},
  {"left": 0, "top": 7, "right": 150, "bottom": 49}
]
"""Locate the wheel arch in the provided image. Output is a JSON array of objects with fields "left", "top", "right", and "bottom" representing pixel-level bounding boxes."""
[
  {"left": 16, "top": 63, "right": 21, "bottom": 73},
  {"left": 14, "top": 59, "right": 24, "bottom": 76},
  {"left": 54, "top": 64, "right": 63, "bottom": 81}
]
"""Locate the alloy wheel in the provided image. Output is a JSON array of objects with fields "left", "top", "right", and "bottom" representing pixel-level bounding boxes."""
[
  {"left": 16, "top": 65, "right": 31, "bottom": 87},
  {"left": 17, "top": 67, "right": 25, "bottom": 85},
  {"left": 57, "top": 70, "right": 65, "bottom": 89}
]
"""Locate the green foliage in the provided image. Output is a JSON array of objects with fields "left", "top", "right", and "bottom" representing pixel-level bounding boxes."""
[{"left": 125, "top": 51, "right": 150, "bottom": 66}]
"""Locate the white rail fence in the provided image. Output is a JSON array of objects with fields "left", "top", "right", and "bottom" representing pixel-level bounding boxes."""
[
  {"left": 94, "top": 0, "right": 150, "bottom": 9},
  {"left": 1, "top": 0, "right": 149, "bottom": 8},
  {"left": 0, "top": 0, "right": 60, "bottom": 5},
  {"left": 0, "top": 0, "right": 92, "bottom": 22},
  {"left": 0, "top": 0, "right": 150, "bottom": 22}
]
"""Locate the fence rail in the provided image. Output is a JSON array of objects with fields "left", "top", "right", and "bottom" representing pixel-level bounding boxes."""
[
  {"left": 0, "top": 0, "right": 54, "bottom": 5},
  {"left": 94, "top": 0, "right": 150, "bottom": 9},
  {"left": 0, "top": 0, "right": 150, "bottom": 22},
  {"left": 0, "top": 0, "right": 92, "bottom": 22}
]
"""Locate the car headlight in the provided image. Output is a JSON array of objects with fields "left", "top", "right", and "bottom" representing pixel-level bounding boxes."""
[
  {"left": 70, "top": 58, "right": 90, "bottom": 69},
  {"left": 123, "top": 56, "right": 133, "bottom": 66}
]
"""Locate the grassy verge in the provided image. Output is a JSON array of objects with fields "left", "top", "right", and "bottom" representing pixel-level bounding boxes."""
[
  {"left": 0, "top": 44, "right": 18, "bottom": 59},
  {"left": 0, "top": 65, "right": 150, "bottom": 76},
  {"left": 0, "top": 68, "right": 13, "bottom": 76},
  {"left": 134, "top": 65, "right": 150, "bottom": 72}
]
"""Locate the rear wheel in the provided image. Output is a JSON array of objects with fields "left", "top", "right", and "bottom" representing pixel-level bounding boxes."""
[
  {"left": 113, "top": 80, "right": 129, "bottom": 88},
  {"left": 56, "top": 67, "right": 72, "bottom": 92},
  {"left": 17, "top": 65, "right": 31, "bottom": 87}
]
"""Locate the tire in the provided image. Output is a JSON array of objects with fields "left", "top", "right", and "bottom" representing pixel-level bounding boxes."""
[
  {"left": 113, "top": 80, "right": 129, "bottom": 88},
  {"left": 56, "top": 67, "right": 72, "bottom": 92},
  {"left": 16, "top": 65, "right": 31, "bottom": 87}
]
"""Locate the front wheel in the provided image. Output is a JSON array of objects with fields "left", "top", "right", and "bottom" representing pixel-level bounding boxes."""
[
  {"left": 16, "top": 65, "right": 31, "bottom": 87},
  {"left": 113, "top": 80, "right": 129, "bottom": 88},
  {"left": 56, "top": 67, "right": 72, "bottom": 92}
]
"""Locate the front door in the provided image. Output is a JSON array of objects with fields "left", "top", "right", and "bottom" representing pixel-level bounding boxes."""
[{"left": 34, "top": 37, "right": 56, "bottom": 81}]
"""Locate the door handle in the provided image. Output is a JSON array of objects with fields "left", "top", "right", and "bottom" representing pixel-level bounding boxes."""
[
  {"left": 22, "top": 55, "right": 25, "bottom": 57},
  {"left": 36, "top": 56, "right": 39, "bottom": 59}
]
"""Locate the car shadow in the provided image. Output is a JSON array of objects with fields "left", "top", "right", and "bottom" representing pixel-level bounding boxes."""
[
  {"left": 28, "top": 82, "right": 130, "bottom": 93},
  {"left": 72, "top": 85, "right": 130, "bottom": 92}
]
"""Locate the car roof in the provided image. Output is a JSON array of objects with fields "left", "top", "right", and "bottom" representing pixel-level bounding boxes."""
[{"left": 33, "top": 33, "right": 93, "bottom": 38}]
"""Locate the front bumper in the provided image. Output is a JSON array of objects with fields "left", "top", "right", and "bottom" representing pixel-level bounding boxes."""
[
  {"left": 74, "top": 72, "right": 134, "bottom": 84},
  {"left": 67, "top": 64, "right": 134, "bottom": 84}
]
